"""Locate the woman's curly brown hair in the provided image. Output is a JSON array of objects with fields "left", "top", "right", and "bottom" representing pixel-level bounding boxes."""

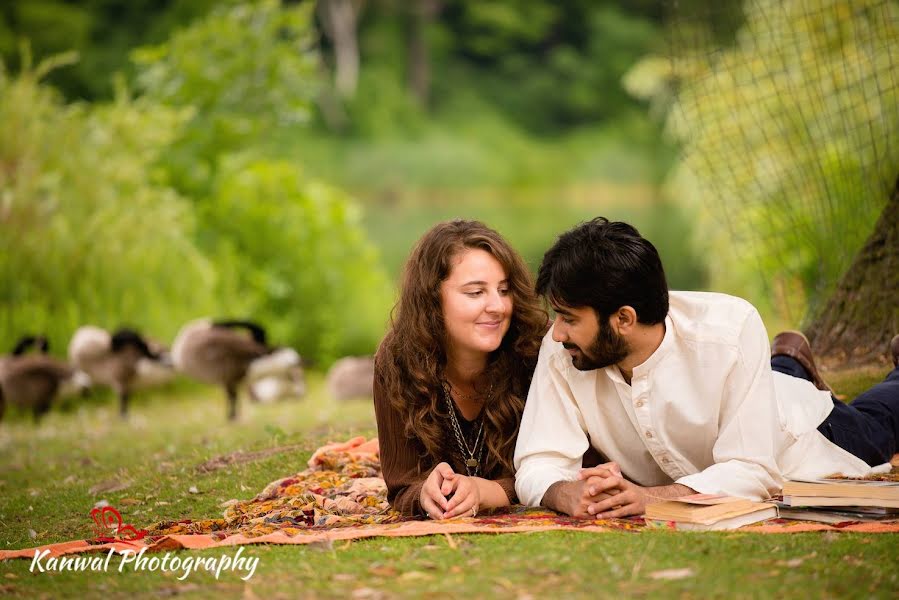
[{"left": 375, "top": 219, "right": 547, "bottom": 473}]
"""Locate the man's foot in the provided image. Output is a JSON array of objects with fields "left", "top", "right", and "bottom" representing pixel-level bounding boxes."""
[
  {"left": 890, "top": 334, "right": 899, "bottom": 368},
  {"left": 771, "top": 330, "right": 834, "bottom": 394}
]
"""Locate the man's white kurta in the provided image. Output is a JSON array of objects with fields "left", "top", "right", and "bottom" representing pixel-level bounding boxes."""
[{"left": 514, "top": 291, "right": 876, "bottom": 507}]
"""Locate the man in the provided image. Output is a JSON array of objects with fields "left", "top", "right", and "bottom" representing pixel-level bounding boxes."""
[{"left": 514, "top": 217, "right": 897, "bottom": 519}]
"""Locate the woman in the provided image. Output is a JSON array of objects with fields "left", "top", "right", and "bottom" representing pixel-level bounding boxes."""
[{"left": 374, "top": 219, "right": 547, "bottom": 519}]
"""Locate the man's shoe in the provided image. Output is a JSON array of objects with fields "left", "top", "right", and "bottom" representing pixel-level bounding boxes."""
[
  {"left": 771, "top": 330, "right": 834, "bottom": 393},
  {"left": 889, "top": 334, "right": 899, "bottom": 368}
]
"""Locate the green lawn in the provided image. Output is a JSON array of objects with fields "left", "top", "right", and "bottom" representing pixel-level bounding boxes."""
[{"left": 1, "top": 370, "right": 897, "bottom": 599}]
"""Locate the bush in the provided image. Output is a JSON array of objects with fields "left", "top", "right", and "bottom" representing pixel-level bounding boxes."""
[
  {"left": 0, "top": 53, "right": 219, "bottom": 352},
  {"left": 200, "top": 157, "right": 393, "bottom": 364}
]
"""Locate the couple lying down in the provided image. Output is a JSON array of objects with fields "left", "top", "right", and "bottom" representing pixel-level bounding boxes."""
[{"left": 373, "top": 218, "right": 899, "bottom": 520}]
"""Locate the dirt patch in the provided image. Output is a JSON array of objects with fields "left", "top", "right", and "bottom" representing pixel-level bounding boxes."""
[
  {"left": 194, "top": 443, "right": 309, "bottom": 473},
  {"left": 88, "top": 479, "right": 131, "bottom": 495}
]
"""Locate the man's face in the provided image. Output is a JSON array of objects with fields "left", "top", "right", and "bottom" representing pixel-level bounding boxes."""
[{"left": 550, "top": 304, "right": 630, "bottom": 371}]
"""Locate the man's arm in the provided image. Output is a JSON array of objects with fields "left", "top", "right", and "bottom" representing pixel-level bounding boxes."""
[
  {"left": 674, "top": 307, "right": 783, "bottom": 499},
  {"left": 514, "top": 333, "right": 591, "bottom": 508},
  {"left": 543, "top": 463, "right": 694, "bottom": 518},
  {"left": 579, "top": 469, "right": 695, "bottom": 518},
  {"left": 573, "top": 307, "right": 782, "bottom": 514},
  {"left": 541, "top": 462, "right": 621, "bottom": 518}
]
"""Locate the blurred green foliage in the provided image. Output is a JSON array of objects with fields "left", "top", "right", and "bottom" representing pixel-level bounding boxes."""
[
  {"left": 442, "top": 2, "right": 659, "bottom": 131},
  {"left": 132, "top": 0, "right": 320, "bottom": 197},
  {"left": 1, "top": 1, "right": 677, "bottom": 190},
  {"left": 199, "top": 157, "right": 392, "bottom": 362},
  {"left": 626, "top": 0, "right": 899, "bottom": 323},
  {"left": 0, "top": 0, "right": 725, "bottom": 365},
  {"left": 1, "top": 1, "right": 668, "bottom": 132},
  {"left": 0, "top": 1, "right": 393, "bottom": 365},
  {"left": 0, "top": 0, "right": 224, "bottom": 100},
  {"left": 0, "top": 0, "right": 890, "bottom": 393},
  {"left": 0, "top": 49, "right": 218, "bottom": 352},
  {"left": 363, "top": 190, "right": 705, "bottom": 294}
]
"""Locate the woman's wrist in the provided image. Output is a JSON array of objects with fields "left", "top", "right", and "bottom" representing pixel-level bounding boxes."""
[{"left": 472, "top": 477, "right": 510, "bottom": 509}]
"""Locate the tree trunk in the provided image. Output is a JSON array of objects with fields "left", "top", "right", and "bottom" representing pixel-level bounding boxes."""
[
  {"left": 407, "top": 0, "right": 441, "bottom": 107},
  {"left": 806, "top": 175, "right": 899, "bottom": 366},
  {"left": 318, "top": 0, "right": 362, "bottom": 99}
]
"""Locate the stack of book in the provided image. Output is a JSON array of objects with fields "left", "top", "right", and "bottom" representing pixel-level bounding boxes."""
[
  {"left": 779, "top": 477, "right": 899, "bottom": 523},
  {"left": 644, "top": 493, "right": 778, "bottom": 531}
]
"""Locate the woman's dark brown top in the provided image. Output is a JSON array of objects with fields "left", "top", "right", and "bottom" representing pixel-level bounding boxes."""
[{"left": 373, "top": 370, "right": 518, "bottom": 516}]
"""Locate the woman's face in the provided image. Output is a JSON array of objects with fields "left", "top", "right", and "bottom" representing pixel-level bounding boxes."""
[{"left": 440, "top": 248, "right": 513, "bottom": 360}]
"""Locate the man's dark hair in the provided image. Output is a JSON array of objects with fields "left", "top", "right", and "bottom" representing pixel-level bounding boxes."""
[{"left": 536, "top": 217, "right": 669, "bottom": 324}]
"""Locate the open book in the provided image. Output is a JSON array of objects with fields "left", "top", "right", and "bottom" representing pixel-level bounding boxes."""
[{"left": 644, "top": 494, "right": 777, "bottom": 531}]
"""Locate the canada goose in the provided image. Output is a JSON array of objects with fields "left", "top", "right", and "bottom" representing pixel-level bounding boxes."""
[
  {"left": 68, "top": 325, "right": 167, "bottom": 417},
  {"left": 326, "top": 356, "right": 375, "bottom": 401},
  {"left": 248, "top": 374, "right": 306, "bottom": 403},
  {"left": 10, "top": 335, "right": 49, "bottom": 355},
  {"left": 171, "top": 319, "right": 301, "bottom": 420},
  {"left": 0, "top": 335, "right": 89, "bottom": 422},
  {"left": 0, "top": 335, "right": 48, "bottom": 421},
  {"left": 247, "top": 348, "right": 307, "bottom": 403}
]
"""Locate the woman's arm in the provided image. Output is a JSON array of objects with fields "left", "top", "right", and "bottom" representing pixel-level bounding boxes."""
[
  {"left": 475, "top": 477, "right": 513, "bottom": 508},
  {"left": 493, "top": 476, "right": 517, "bottom": 505},
  {"left": 374, "top": 354, "right": 519, "bottom": 517},
  {"left": 441, "top": 474, "right": 513, "bottom": 518},
  {"left": 372, "top": 365, "right": 429, "bottom": 516}
]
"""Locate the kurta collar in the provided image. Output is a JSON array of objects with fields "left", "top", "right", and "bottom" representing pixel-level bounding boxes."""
[
  {"left": 602, "top": 314, "right": 674, "bottom": 384},
  {"left": 632, "top": 314, "right": 674, "bottom": 378}
]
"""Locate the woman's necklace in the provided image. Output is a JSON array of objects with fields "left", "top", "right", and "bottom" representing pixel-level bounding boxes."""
[
  {"left": 446, "top": 380, "right": 480, "bottom": 403},
  {"left": 441, "top": 380, "right": 486, "bottom": 477}
]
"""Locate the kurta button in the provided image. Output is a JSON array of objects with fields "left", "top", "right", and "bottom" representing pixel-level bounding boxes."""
[
  {"left": 636, "top": 400, "right": 644, "bottom": 407},
  {"left": 645, "top": 431, "right": 653, "bottom": 438}
]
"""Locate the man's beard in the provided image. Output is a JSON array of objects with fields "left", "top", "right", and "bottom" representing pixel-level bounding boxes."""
[{"left": 563, "top": 321, "right": 630, "bottom": 371}]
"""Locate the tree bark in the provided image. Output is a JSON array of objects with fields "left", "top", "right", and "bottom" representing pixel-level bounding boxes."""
[{"left": 806, "top": 175, "right": 899, "bottom": 366}]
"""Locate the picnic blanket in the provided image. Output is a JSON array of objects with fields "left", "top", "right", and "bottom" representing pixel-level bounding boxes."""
[{"left": 3, "top": 437, "right": 898, "bottom": 561}]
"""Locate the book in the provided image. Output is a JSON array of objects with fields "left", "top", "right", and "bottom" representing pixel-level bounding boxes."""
[
  {"left": 644, "top": 494, "right": 778, "bottom": 530},
  {"left": 775, "top": 504, "right": 899, "bottom": 524},
  {"left": 645, "top": 493, "right": 754, "bottom": 521},
  {"left": 783, "top": 496, "right": 899, "bottom": 509},
  {"left": 646, "top": 505, "right": 779, "bottom": 531},
  {"left": 782, "top": 478, "right": 899, "bottom": 502}
]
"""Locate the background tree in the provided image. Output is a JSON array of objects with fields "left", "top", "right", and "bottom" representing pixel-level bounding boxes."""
[
  {"left": 406, "top": 0, "right": 442, "bottom": 106},
  {"left": 317, "top": 0, "right": 365, "bottom": 99},
  {"left": 627, "top": 0, "right": 899, "bottom": 363}
]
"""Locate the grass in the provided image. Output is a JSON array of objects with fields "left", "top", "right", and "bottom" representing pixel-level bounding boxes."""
[{"left": 1, "top": 369, "right": 896, "bottom": 599}]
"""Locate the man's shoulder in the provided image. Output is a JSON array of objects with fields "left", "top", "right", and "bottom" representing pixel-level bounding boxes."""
[
  {"left": 537, "top": 329, "right": 597, "bottom": 379},
  {"left": 668, "top": 291, "right": 763, "bottom": 346},
  {"left": 538, "top": 328, "right": 568, "bottom": 365}
]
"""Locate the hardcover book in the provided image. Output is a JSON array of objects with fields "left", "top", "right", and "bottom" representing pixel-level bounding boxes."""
[{"left": 782, "top": 477, "right": 899, "bottom": 509}]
